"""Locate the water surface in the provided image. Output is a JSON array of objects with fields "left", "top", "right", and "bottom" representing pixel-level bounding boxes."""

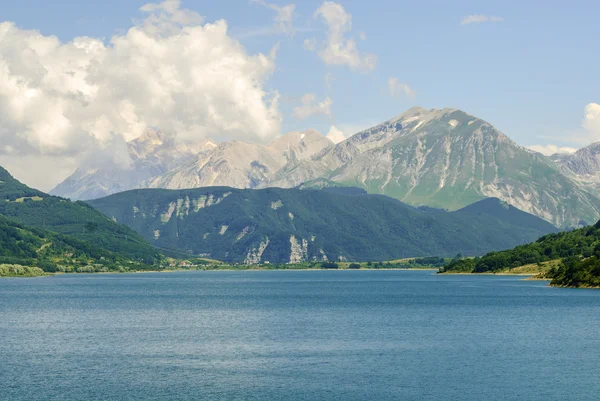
[{"left": 1, "top": 270, "right": 599, "bottom": 400}]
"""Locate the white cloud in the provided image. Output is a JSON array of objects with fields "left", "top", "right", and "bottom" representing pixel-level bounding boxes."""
[
  {"left": 0, "top": 0, "right": 282, "bottom": 188},
  {"left": 323, "top": 121, "right": 376, "bottom": 143},
  {"left": 313, "top": 2, "right": 376, "bottom": 72},
  {"left": 293, "top": 94, "right": 333, "bottom": 120},
  {"left": 325, "top": 125, "right": 346, "bottom": 143},
  {"left": 583, "top": 103, "right": 600, "bottom": 135},
  {"left": 251, "top": 0, "right": 296, "bottom": 35},
  {"left": 528, "top": 144, "right": 577, "bottom": 156},
  {"left": 461, "top": 14, "right": 504, "bottom": 25},
  {"left": 388, "top": 77, "right": 416, "bottom": 99},
  {"left": 530, "top": 103, "right": 600, "bottom": 152},
  {"left": 303, "top": 37, "right": 316, "bottom": 51},
  {"left": 568, "top": 102, "right": 600, "bottom": 145}
]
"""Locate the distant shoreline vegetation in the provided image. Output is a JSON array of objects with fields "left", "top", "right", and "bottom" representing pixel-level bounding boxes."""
[
  {"left": 0, "top": 257, "right": 449, "bottom": 277},
  {"left": 440, "top": 220, "right": 600, "bottom": 288}
]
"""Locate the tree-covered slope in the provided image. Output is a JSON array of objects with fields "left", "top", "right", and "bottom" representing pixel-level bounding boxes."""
[
  {"left": 88, "top": 186, "right": 557, "bottom": 264},
  {"left": 0, "top": 167, "right": 160, "bottom": 264},
  {"left": 0, "top": 214, "right": 154, "bottom": 274},
  {"left": 442, "top": 220, "right": 600, "bottom": 287}
]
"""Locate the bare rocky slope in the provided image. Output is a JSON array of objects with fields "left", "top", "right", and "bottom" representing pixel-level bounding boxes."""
[
  {"left": 266, "top": 107, "right": 600, "bottom": 228},
  {"left": 142, "top": 130, "right": 333, "bottom": 190}
]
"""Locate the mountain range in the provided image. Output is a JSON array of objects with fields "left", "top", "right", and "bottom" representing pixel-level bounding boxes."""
[
  {"left": 51, "top": 129, "right": 218, "bottom": 201},
  {"left": 0, "top": 164, "right": 559, "bottom": 267},
  {"left": 88, "top": 186, "right": 558, "bottom": 264},
  {"left": 51, "top": 107, "right": 600, "bottom": 228}
]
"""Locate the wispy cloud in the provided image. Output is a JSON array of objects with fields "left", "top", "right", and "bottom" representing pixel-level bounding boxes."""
[
  {"left": 529, "top": 103, "right": 600, "bottom": 152},
  {"left": 251, "top": 0, "right": 296, "bottom": 36},
  {"left": 461, "top": 14, "right": 504, "bottom": 25},
  {"left": 528, "top": 144, "right": 577, "bottom": 156},
  {"left": 388, "top": 77, "right": 416, "bottom": 100},
  {"left": 293, "top": 94, "right": 333, "bottom": 120},
  {"left": 312, "top": 1, "right": 376, "bottom": 72}
]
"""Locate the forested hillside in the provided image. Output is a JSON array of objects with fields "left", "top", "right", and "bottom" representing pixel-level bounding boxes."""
[
  {"left": 89, "top": 186, "right": 557, "bottom": 264},
  {"left": 0, "top": 214, "right": 154, "bottom": 274},
  {"left": 0, "top": 167, "right": 161, "bottom": 264},
  {"left": 442, "top": 220, "right": 600, "bottom": 287}
]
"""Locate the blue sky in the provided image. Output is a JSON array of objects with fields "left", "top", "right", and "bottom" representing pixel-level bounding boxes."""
[{"left": 1, "top": 0, "right": 599, "bottom": 188}]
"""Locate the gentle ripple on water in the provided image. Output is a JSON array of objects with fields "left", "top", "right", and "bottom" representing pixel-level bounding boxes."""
[{"left": 1, "top": 270, "right": 599, "bottom": 401}]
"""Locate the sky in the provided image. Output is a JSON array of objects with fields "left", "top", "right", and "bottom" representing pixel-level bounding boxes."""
[{"left": 0, "top": 0, "right": 599, "bottom": 190}]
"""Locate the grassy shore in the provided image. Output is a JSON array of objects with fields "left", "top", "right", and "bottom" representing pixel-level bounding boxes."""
[{"left": 439, "top": 259, "right": 562, "bottom": 276}]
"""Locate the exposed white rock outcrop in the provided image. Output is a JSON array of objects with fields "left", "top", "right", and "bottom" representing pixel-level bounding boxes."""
[
  {"left": 236, "top": 226, "right": 250, "bottom": 241},
  {"left": 160, "top": 202, "right": 177, "bottom": 223},
  {"left": 289, "top": 235, "right": 308, "bottom": 263},
  {"left": 244, "top": 237, "right": 270, "bottom": 264}
]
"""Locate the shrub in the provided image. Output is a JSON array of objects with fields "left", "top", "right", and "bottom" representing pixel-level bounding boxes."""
[{"left": 321, "top": 262, "right": 339, "bottom": 269}]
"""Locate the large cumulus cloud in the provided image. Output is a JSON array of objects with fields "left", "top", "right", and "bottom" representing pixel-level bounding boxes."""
[{"left": 0, "top": 0, "right": 281, "bottom": 189}]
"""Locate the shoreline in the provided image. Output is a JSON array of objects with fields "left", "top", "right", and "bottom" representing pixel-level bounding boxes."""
[
  {"left": 1, "top": 267, "right": 441, "bottom": 278},
  {"left": 439, "top": 272, "right": 541, "bottom": 277}
]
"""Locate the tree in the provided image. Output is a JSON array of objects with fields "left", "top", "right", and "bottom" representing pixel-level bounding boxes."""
[{"left": 321, "top": 262, "right": 339, "bottom": 269}]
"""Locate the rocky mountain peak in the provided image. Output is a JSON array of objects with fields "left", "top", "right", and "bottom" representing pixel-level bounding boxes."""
[
  {"left": 48, "top": 107, "right": 600, "bottom": 228},
  {"left": 554, "top": 141, "right": 600, "bottom": 181}
]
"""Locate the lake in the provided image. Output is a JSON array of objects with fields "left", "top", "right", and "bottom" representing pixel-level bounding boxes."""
[{"left": 1, "top": 270, "right": 599, "bottom": 400}]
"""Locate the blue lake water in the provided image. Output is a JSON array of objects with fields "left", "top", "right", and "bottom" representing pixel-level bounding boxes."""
[{"left": 1, "top": 270, "right": 600, "bottom": 401}]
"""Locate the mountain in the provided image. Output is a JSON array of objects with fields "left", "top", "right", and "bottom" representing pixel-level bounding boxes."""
[
  {"left": 442, "top": 219, "right": 600, "bottom": 288},
  {"left": 52, "top": 129, "right": 332, "bottom": 199},
  {"left": 552, "top": 142, "right": 600, "bottom": 186},
  {"left": 0, "top": 166, "right": 161, "bottom": 264},
  {"left": 88, "top": 186, "right": 557, "bottom": 264},
  {"left": 142, "top": 130, "right": 333, "bottom": 190},
  {"left": 50, "top": 107, "right": 600, "bottom": 228},
  {"left": 50, "top": 129, "right": 216, "bottom": 200},
  {"left": 266, "top": 107, "right": 600, "bottom": 228}
]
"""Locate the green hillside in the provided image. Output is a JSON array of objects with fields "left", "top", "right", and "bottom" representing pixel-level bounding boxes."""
[
  {"left": 0, "top": 167, "right": 161, "bottom": 264},
  {"left": 441, "top": 220, "right": 600, "bottom": 287},
  {"left": 0, "top": 214, "right": 155, "bottom": 275},
  {"left": 89, "top": 186, "right": 557, "bottom": 264}
]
